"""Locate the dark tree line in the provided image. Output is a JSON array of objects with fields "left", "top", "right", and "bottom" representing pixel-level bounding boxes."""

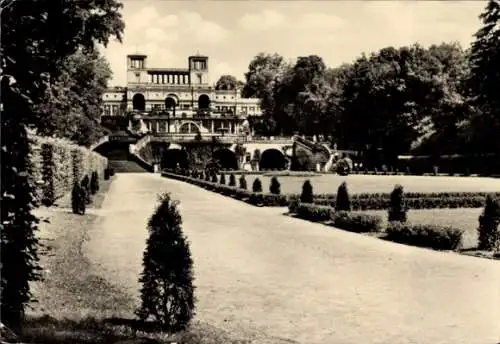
[{"left": 241, "top": 1, "right": 500, "bottom": 167}]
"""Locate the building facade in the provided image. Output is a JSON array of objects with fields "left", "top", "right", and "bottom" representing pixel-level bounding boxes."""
[{"left": 101, "top": 54, "right": 262, "bottom": 137}]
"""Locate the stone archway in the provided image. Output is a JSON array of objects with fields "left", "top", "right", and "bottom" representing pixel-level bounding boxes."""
[
  {"left": 162, "top": 148, "right": 189, "bottom": 170},
  {"left": 213, "top": 148, "right": 238, "bottom": 170},
  {"left": 198, "top": 94, "right": 210, "bottom": 109},
  {"left": 132, "top": 93, "right": 146, "bottom": 111},
  {"left": 165, "top": 96, "right": 177, "bottom": 109},
  {"left": 260, "top": 149, "right": 286, "bottom": 170}
]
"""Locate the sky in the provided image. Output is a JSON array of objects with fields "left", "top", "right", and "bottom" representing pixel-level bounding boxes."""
[{"left": 102, "top": 0, "right": 487, "bottom": 87}]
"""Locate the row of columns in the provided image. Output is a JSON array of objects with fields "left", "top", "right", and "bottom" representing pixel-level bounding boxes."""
[
  {"left": 143, "top": 119, "right": 237, "bottom": 134},
  {"left": 150, "top": 74, "right": 189, "bottom": 85}
]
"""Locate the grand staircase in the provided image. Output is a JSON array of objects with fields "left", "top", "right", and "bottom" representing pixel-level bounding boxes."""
[{"left": 108, "top": 159, "right": 150, "bottom": 173}]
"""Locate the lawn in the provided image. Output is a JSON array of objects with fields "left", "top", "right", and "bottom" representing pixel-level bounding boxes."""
[
  {"left": 358, "top": 208, "right": 483, "bottom": 250},
  {"left": 242, "top": 174, "right": 500, "bottom": 195}
]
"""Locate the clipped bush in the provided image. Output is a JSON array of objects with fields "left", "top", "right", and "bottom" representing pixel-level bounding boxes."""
[
  {"left": 269, "top": 176, "right": 281, "bottom": 195},
  {"left": 220, "top": 173, "right": 226, "bottom": 185},
  {"left": 335, "top": 182, "right": 351, "bottom": 211},
  {"left": 386, "top": 223, "right": 463, "bottom": 251},
  {"left": 229, "top": 173, "right": 236, "bottom": 187},
  {"left": 137, "top": 193, "right": 195, "bottom": 331},
  {"left": 71, "top": 182, "right": 86, "bottom": 215},
  {"left": 332, "top": 211, "right": 382, "bottom": 233},
  {"left": 388, "top": 184, "right": 407, "bottom": 222},
  {"left": 300, "top": 180, "right": 313, "bottom": 203},
  {"left": 81, "top": 175, "right": 92, "bottom": 205},
  {"left": 109, "top": 167, "right": 115, "bottom": 177},
  {"left": 104, "top": 168, "right": 111, "bottom": 180},
  {"left": 204, "top": 172, "right": 210, "bottom": 181},
  {"left": 293, "top": 203, "right": 382, "bottom": 233},
  {"left": 252, "top": 178, "right": 262, "bottom": 193},
  {"left": 477, "top": 195, "right": 500, "bottom": 251},
  {"left": 211, "top": 173, "right": 218, "bottom": 183},
  {"left": 239, "top": 175, "right": 247, "bottom": 190},
  {"left": 90, "top": 171, "right": 99, "bottom": 195}
]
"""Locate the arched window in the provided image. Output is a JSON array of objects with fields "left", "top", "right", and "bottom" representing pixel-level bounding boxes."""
[{"left": 132, "top": 93, "right": 146, "bottom": 111}]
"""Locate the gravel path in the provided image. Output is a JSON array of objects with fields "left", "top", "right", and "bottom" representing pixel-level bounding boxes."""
[{"left": 87, "top": 173, "right": 500, "bottom": 344}]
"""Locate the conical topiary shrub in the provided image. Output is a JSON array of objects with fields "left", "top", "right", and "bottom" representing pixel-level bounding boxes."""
[
  {"left": 81, "top": 175, "right": 92, "bottom": 205},
  {"left": 220, "top": 173, "right": 226, "bottom": 185},
  {"left": 477, "top": 195, "right": 500, "bottom": 251},
  {"left": 90, "top": 171, "right": 99, "bottom": 195},
  {"left": 269, "top": 176, "right": 281, "bottom": 195},
  {"left": 71, "top": 181, "right": 86, "bottom": 215},
  {"left": 239, "top": 175, "right": 247, "bottom": 190},
  {"left": 229, "top": 173, "right": 236, "bottom": 187},
  {"left": 204, "top": 172, "right": 210, "bottom": 181},
  {"left": 211, "top": 173, "right": 218, "bottom": 183},
  {"left": 335, "top": 182, "right": 351, "bottom": 211},
  {"left": 300, "top": 180, "right": 313, "bottom": 203},
  {"left": 137, "top": 193, "right": 195, "bottom": 332},
  {"left": 388, "top": 184, "right": 407, "bottom": 222},
  {"left": 252, "top": 178, "right": 262, "bottom": 193}
]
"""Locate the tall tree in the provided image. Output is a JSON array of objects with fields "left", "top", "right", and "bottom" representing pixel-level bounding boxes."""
[
  {"left": 242, "top": 53, "right": 291, "bottom": 135},
  {"left": 215, "top": 75, "right": 243, "bottom": 90},
  {"left": 467, "top": 0, "right": 500, "bottom": 153},
  {"left": 0, "top": 0, "right": 124, "bottom": 329},
  {"left": 35, "top": 49, "right": 112, "bottom": 146}
]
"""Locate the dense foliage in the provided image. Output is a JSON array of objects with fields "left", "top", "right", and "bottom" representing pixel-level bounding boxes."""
[
  {"left": 269, "top": 177, "right": 281, "bottom": 195},
  {"left": 300, "top": 180, "right": 313, "bottom": 203},
  {"left": 1, "top": 0, "right": 123, "bottom": 328},
  {"left": 252, "top": 178, "right": 263, "bottom": 193},
  {"left": 242, "top": 3, "right": 500, "bottom": 171}
]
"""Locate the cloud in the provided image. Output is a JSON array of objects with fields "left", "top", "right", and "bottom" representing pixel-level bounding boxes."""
[
  {"left": 238, "top": 9, "right": 285, "bottom": 31},
  {"left": 296, "top": 13, "right": 345, "bottom": 31},
  {"left": 102, "top": 5, "right": 229, "bottom": 85}
]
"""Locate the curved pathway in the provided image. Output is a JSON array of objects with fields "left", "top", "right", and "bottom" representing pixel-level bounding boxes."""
[{"left": 87, "top": 173, "right": 500, "bottom": 344}]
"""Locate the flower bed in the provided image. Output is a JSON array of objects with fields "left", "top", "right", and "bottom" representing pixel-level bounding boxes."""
[{"left": 161, "top": 171, "right": 289, "bottom": 207}]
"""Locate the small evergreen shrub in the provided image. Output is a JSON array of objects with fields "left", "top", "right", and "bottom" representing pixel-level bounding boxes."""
[
  {"left": 269, "top": 177, "right": 281, "bottom": 195},
  {"left": 211, "top": 173, "right": 217, "bottom": 183},
  {"left": 229, "top": 173, "right": 236, "bottom": 187},
  {"left": 477, "top": 195, "right": 500, "bottom": 251},
  {"left": 300, "top": 180, "right": 313, "bottom": 203},
  {"left": 220, "top": 173, "right": 226, "bottom": 185},
  {"left": 335, "top": 182, "right": 351, "bottom": 211},
  {"left": 388, "top": 184, "right": 407, "bottom": 222},
  {"left": 71, "top": 182, "right": 86, "bottom": 215},
  {"left": 204, "top": 172, "right": 210, "bottom": 181},
  {"left": 81, "top": 175, "right": 92, "bottom": 205},
  {"left": 252, "top": 178, "right": 262, "bottom": 193},
  {"left": 104, "top": 168, "right": 111, "bottom": 180},
  {"left": 90, "top": 171, "right": 99, "bottom": 195},
  {"left": 109, "top": 168, "right": 115, "bottom": 176},
  {"left": 137, "top": 193, "right": 195, "bottom": 332},
  {"left": 239, "top": 175, "right": 247, "bottom": 190}
]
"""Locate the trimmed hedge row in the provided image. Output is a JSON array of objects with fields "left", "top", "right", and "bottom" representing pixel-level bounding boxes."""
[
  {"left": 29, "top": 135, "right": 108, "bottom": 206},
  {"left": 291, "top": 202, "right": 383, "bottom": 233},
  {"left": 289, "top": 202, "right": 464, "bottom": 251},
  {"left": 312, "top": 196, "right": 489, "bottom": 210},
  {"left": 161, "top": 171, "right": 289, "bottom": 207},
  {"left": 313, "top": 191, "right": 500, "bottom": 200},
  {"left": 386, "top": 223, "right": 463, "bottom": 251}
]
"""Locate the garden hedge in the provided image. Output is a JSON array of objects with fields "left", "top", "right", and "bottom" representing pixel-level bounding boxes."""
[
  {"left": 288, "top": 191, "right": 500, "bottom": 210},
  {"left": 29, "top": 135, "right": 108, "bottom": 206},
  {"left": 161, "top": 171, "right": 288, "bottom": 207},
  {"left": 291, "top": 202, "right": 383, "bottom": 233},
  {"left": 386, "top": 223, "right": 463, "bottom": 251}
]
